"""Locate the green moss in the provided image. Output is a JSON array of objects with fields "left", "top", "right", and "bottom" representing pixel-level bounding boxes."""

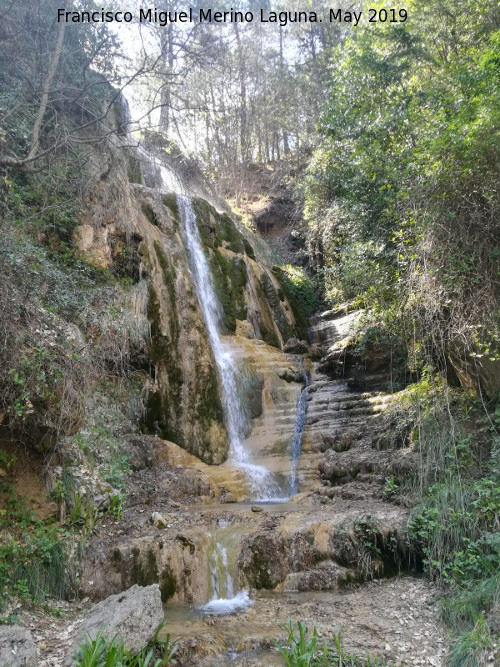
[
  {"left": 162, "top": 194, "right": 179, "bottom": 223},
  {"left": 192, "top": 198, "right": 215, "bottom": 249},
  {"left": 209, "top": 251, "right": 248, "bottom": 333},
  {"left": 144, "top": 272, "right": 183, "bottom": 444},
  {"left": 215, "top": 213, "right": 246, "bottom": 254},
  {"left": 159, "top": 565, "right": 177, "bottom": 602},
  {"left": 260, "top": 272, "right": 294, "bottom": 343},
  {"left": 196, "top": 363, "right": 224, "bottom": 424},
  {"left": 131, "top": 547, "right": 159, "bottom": 587},
  {"left": 243, "top": 238, "right": 256, "bottom": 260},
  {"left": 254, "top": 280, "right": 281, "bottom": 348},
  {"left": 142, "top": 203, "right": 160, "bottom": 227},
  {"left": 272, "top": 267, "right": 310, "bottom": 341}
]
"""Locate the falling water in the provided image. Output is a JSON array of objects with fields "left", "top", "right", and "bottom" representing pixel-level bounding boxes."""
[
  {"left": 176, "top": 195, "right": 282, "bottom": 500},
  {"left": 288, "top": 365, "right": 310, "bottom": 496},
  {"left": 198, "top": 532, "right": 253, "bottom": 615},
  {"left": 208, "top": 538, "right": 234, "bottom": 600}
]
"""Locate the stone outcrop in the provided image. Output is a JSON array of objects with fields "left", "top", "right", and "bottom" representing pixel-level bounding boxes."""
[
  {"left": 0, "top": 626, "right": 38, "bottom": 667},
  {"left": 69, "top": 584, "right": 163, "bottom": 659},
  {"left": 74, "top": 144, "right": 306, "bottom": 464}
]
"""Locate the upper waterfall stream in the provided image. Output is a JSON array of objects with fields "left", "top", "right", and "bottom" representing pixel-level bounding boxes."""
[{"left": 176, "top": 195, "right": 283, "bottom": 502}]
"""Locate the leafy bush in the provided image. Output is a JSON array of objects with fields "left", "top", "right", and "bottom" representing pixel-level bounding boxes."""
[
  {"left": 0, "top": 484, "right": 75, "bottom": 609},
  {"left": 405, "top": 388, "right": 500, "bottom": 664},
  {"left": 275, "top": 265, "right": 321, "bottom": 318}
]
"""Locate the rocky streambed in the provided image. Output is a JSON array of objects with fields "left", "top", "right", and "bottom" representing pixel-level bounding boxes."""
[{"left": 4, "top": 300, "right": 450, "bottom": 665}]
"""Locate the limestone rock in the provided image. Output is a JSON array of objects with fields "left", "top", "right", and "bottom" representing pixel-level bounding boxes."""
[
  {"left": 0, "top": 626, "right": 37, "bottom": 666},
  {"left": 235, "top": 319, "right": 255, "bottom": 339},
  {"left": 150, "top": 512, "right": 167, "bottom": 528},
  {"left": 283, "top": 338, "right": 309, "bottom": 354},
  {"left": 70, "top": 584, "right": 163, "bottom": 659},
  {"left": 277, "top": 366, "right": 305, "bottom": 384},
  {"left": 219, "top": 487, "right": 237, "bottom": 503}
]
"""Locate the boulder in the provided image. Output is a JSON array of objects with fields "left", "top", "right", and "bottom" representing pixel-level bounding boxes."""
[
  {"left": 219, "top": 487, "right": 237, "bottom": 503},
  {"left": 70, "top": 584, "right": 163, "bottom": 660},
  {"left": 277, "top": 366, "right": 305, "bottom": 384},
  {"left": 0, "top": 626, "right": 37, "bottom": 666},
  {"left": 283, "top": 338, "right": 309, "bottom": 354}
]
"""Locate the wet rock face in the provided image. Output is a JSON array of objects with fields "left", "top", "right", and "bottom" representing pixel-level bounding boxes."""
[
  {"left": 238, "top": 522, "right": 318, "bottom": 589},
  {"left": 134, "top": 191, "right": 228, "bottom": 464},
  {"left": 192, "top": 198, "right": 302, "bottom": 349}
]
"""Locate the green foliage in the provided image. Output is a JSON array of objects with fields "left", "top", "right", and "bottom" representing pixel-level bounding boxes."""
[
  {"left": 73, "top": 626, "right": 178, "bottom": 667},
  {"left": 274, "top": 621, "right": 387, "bottom": 666},
  {"left": 447, "top": 617, "right": 494, "bottom": 667},
  {"left": 304, "top": 0, "right": 500, "bottom": 362},
  {"left": 404, "top": 386, "right": 500, "bottom": 663},
  {"left": 275, "top": 265, "right": 320, "bottom": 318},
  {"left": 0, "top": 484, "right": 75, "bottom": 609},
  {"left": 383, "top": 477, "right": 398, "bottom": 499}
]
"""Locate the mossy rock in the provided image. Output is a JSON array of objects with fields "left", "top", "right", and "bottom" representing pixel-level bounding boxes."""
[
  {"left": 209, "top": 251, "right": 248, "bottom": 333},
  {"left": 272, "top": 267, "right": 310, "bottom": 341},
  {"left": 254, "top": 279, "right": 281, "bottom": 348},
  {"left": 131, "top": 547, "right": 159, "bottom": 587},
  {"left": 142, "top": 203, "right": 161, "bottom": 227},
  {"left": 259, "top": 272, "right": 294, "bottom": 343},
  {"left": 160, "top": 565, "right": 177, "bottom": 602},
  {"left": 162, "top": 194, "right": 179, "bottom": 223}
]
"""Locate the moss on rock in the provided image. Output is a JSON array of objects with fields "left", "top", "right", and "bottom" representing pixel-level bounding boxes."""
[
  {"left": 160, "top": 565, "right": 177, "bottom": 602},
  {"left": 272, "top": 267, "right": 310, "bottom": 341}
]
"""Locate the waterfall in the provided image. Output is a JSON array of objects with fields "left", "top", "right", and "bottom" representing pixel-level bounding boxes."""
[
  {"left": 288, "top": 365, "right": 310, "bottom": 496},
  {"left": 177, "top": 195, "right": 283, "bottom": 500},
  {"left": 208, "top": 538, "right": 234, "bottom": 600},
  {"left": 199, "top": 534, "right": 253, "bottom": 615}
]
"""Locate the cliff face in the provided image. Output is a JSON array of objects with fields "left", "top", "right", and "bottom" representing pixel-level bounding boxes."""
[{"left": 73, "top": 138, "right": 304, "bottom": 464}]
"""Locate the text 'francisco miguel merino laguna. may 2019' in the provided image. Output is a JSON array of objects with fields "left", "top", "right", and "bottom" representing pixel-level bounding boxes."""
[{"left": 57, "top": 7, "right": 409, "bottom": 28}]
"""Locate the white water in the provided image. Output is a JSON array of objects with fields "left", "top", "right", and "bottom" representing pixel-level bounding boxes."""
[
  {"left": 177, "top": 195, "right": 283, "bottom": 500},
  {"left": 200, "top": 535, "right": 253, "bottom": 616},
  {"left": 209, "top": 538, "right": 234, "bottom": 600},
  {"left": 198, "top": 590, "right": 253, "bottom": 616},
  {"left": 288, "top": 365, "right": 310, "bottom": 496}
]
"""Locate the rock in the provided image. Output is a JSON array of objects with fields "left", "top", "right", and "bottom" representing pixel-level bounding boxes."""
[
  {"left": 170, "top": 501, "right": 180, "bottom": 509},
  {"left": 70, "top": 584, "right": 163, "bottom": 660},
  {"left": 0, "top": 467, "right": 7, "bottom": 479},
  {"left": 235, "top": 319, "right": 255, "bottom": 339},
  {"left": 277, "top": 367, "right": 305, "bottom": 384},
  {"left": 238, "top": 527, "right": 316, "bottom": 590},
  {"left": 283, "top": 338, "right": 309, "bottom": 354},
  {"left": 486, "top": 602, "right": 500, "bottom": 634},
  {"left": 0, "top": 626, "right": 38, "bottom": 666},
  {"left": 219, "top": 487, "right": 237, "bottom": 503},
  {"left": 150, "top": 512, "right": 167, "bottom": 528},
  {"left": 251, "top": 505, "right": 264, "bottom": 512}
]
